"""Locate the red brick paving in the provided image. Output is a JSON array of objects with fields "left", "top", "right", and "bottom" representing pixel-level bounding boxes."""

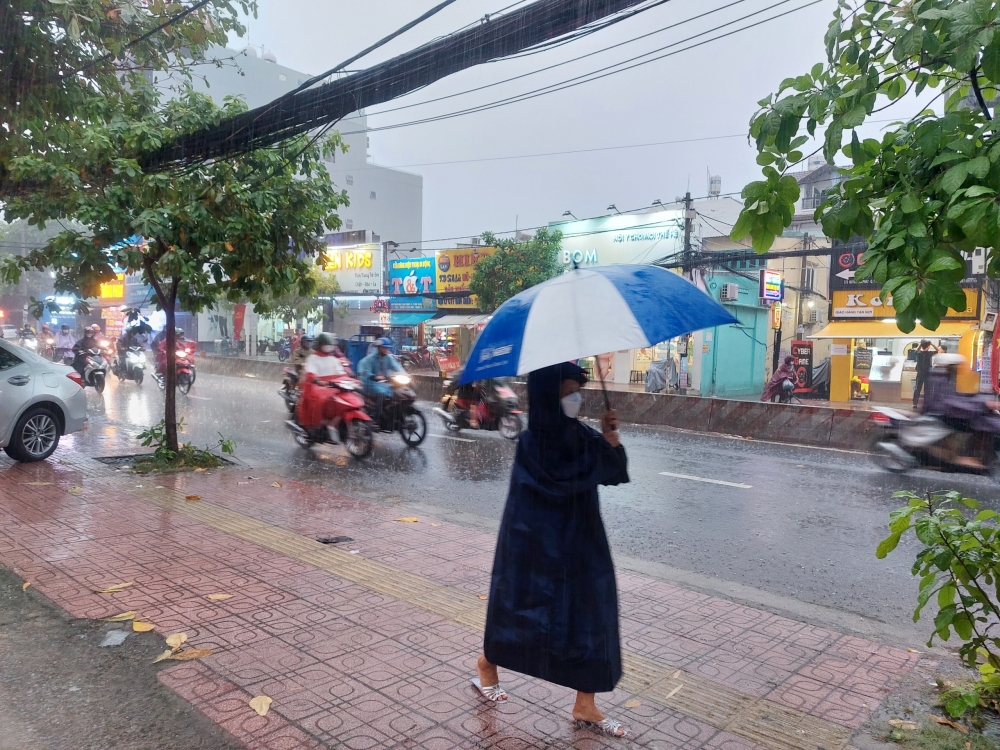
[{"left": 0, "top": 456, "right": 917, "bottom": 749}]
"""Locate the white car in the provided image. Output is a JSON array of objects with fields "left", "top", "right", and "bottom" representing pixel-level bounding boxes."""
[
  {"left": 0, "top": 325, "right": 17, "bottom": 341},
  {"left": 0, "top": 339, "right": 88, "bottom": 462}
]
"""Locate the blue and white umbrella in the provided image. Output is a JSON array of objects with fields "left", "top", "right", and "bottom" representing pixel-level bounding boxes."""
[{"left": 458, "top": 264, "right": 738, "bottom": 384}]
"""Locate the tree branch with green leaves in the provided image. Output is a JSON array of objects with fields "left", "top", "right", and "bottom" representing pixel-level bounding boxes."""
[
  {"left": 732, "top": 0, "right": 1000, "bottom": 332},
  {"left": 468, "top": 227, "right": 563, "bottom": 313}
]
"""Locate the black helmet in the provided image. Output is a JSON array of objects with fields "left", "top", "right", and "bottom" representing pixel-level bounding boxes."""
[
  {"left": 316, "top": 332, "right": 337, "bottom": 350},
  {"left": 300, "top": 334, "right": 316, "bottom": 349}
]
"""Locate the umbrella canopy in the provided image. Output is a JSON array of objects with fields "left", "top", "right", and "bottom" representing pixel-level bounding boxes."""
[{"left": 458, "top": 264, "right": 739, "bottom": 384}]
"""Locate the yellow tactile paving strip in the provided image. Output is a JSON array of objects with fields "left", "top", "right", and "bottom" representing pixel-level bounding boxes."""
[{"left": 99, "top": 476, "right": 853, "bottom": 750}]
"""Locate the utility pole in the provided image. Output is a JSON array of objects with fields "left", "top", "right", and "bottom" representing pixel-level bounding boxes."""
[{"left": 682, "top": 191, "right": 694, "bottom": 279}]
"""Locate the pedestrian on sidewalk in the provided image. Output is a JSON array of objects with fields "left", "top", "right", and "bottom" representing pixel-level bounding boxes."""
[
  {"left": 913, "top": 339, "right": 939, "bottom": 409},
  {"left": 473, "top": 362, "right": 631, "bottom": 739},
  {"left": 761, "top": 355, "right": 796, "bottom": 402}
]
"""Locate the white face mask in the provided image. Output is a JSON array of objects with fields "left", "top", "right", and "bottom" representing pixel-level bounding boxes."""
[
  {"left": 560, "top": 391, "right": 583, "bottom": 419},
  {"left": 321, "top": 345, "right": 335, "bottom": 353}
]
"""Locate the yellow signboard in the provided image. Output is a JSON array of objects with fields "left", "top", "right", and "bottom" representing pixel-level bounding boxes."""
[
  {"left": 320, "top": 244, "right": 383, "bottom": 294},
  {"left": 436, "top": 247, "right": 497, "bottom": 309},
  {"left": 99, "top": 273, "right": 126, "bottom": 301},
  {"left": 830, "top": 288, "right": 980, "bottom": 320}
]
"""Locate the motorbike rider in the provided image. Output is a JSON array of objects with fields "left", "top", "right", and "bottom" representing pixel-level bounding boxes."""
[
  {"left": 54, "top": 324, "right": 75, "bottom": 361},
  {"left": 295, "top": 332, "right": 349, "bottom": 436},
  {"left": 922, "top": 353, "right": 996, "bottom": 469},
  {"left": 358, "top": 337, "right": 405, "bottom": 415},
  {"left": 71, "top": 326, "right": 99, "bottom": 376},
  {"left": 155, "top": 328, "right": 187, "bottom": 378},
  {"left": 289, "top": 333, "right": 315, "bottom": 376}
]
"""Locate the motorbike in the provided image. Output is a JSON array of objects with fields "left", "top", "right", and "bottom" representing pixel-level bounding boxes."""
[
  {"left": 279, "top": 367, "right": 300, "bottom": 413},
  {"left": 153, "top": 342, "right": 197, "bottom": 393},
  {"left": 75, "top": 347, "right": 109, "bottom": 393},
  {"left": 870, "top": 406, "right": 998, "bottom": 475},
  {"left": 778, "top": 377, "right": 795, "bottom": 404},
  {"left": 277, "top": 338, "right": 292, "bottom": 362},
  {"left": 114, "top": 345, "right": 147, "bottom": 385},
  {"left": 38, "top": 335, "right": 55, "bottom": 360},
  {"left": 435, "top": 376, "right": 522, "bottom": 439},
  {"left": 399, "top": 346, "right": 435, "bottom": 372},
  {"left": 285, "top": 375, "right": 374, "bottom": 458},
  {"left": 18, "top": 331, "right": 38, "bottom": 353},
  {"left": 364, "top": 373, "right": 427, "bottom": 446}
]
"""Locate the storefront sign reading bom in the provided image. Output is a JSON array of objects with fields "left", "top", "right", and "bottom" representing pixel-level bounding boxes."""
[
  {"left": 321, "top": 244, "right": 383, "bottom": 294},
  {"left": 437, "top": 247, "right": 496, "bottom": 308}
]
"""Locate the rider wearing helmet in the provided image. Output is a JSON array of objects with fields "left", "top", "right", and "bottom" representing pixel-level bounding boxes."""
[
  {"left": 296, "top": 332, "right": 350, "bottom": 434},
  {"left": 290, "top": 333, "right": 315, "bottom": 375},
  {"left": 358, "top": 337, "right": 404, "bottom": 402},
  {"left": 154, "top": 328, "right": 187, "bottom": 378},
  {"left": 71, "top": 325, "right": 98, "bottom": 376}
]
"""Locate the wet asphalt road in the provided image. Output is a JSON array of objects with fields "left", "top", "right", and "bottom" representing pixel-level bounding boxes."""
[{"left": 47, "top": 371, "right": 1000, "bottom": 645}]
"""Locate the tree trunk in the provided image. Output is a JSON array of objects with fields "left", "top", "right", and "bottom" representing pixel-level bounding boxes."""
[{"left": 163, "top": 279, "right": 180, "bottom": 452}]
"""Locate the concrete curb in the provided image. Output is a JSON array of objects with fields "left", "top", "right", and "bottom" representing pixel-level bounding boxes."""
[{"left": 195, "top": 354, "right": 876, "bottom": 451}]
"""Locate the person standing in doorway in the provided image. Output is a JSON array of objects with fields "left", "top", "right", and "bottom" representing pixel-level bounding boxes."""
[
  {"left": 913, "top": 339, "right": 939, "bottom": 409},
  {"left": 473, "top": 362, "right": 631, "bottom": 739}
]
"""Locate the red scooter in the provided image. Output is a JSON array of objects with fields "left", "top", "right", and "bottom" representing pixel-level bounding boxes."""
[
  {"left": 154, "top": 341, "right": 197, "bottom": 393},
  {"left": 286, "top": 374, "right": 374, "bottom": 458}
]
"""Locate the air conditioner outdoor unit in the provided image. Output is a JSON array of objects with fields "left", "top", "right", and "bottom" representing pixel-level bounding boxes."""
[
  {"left": 720, "top": 283, "right": 740, "bottom": 302},
  {"left": 808, "top": 309, "right": 820, "bottom": 324}
]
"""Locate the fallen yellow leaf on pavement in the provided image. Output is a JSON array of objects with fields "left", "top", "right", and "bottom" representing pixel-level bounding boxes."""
[
  {"left": 670, "top": 670, "right": 681, "bottom": 679},
  {"left": 249, "top": 695, "right": 272, "bottom": 716},
  {"left": 152, "top": 649, "right": 174, "bottom": 663},
  {"left": 430, "top": 523, "right": 439, "bottom": 527},
  {"left": 477, "top": 594, "right": 488, "bottom": 600},
  {"left": 95, "top": 582, "right": 134, "bottom": 594},
  {"left": 22, "top": 582, "right": 30, "bottom": 591},
  {"left": 185, "top": 495, "right": 201, "bottom": 502},
  {"left": 194, "top": 467, "right": 207, "bottom": 472},
  {"left": 103, "top": 611, "right": 137, "bottom": 622},
  {"left": 624, "top": 699, "right": 642, "bottom": 708},
  {"left": 23, "top": 481, "right": 52, "bottom": 486},
  {"left": 907, "top": 647, "right": 920, "bottom": 653},
  {"left": 67, "top": 486, "right": 85, "bottom": 494},
  {"left": 664, "top": 684, "right": 683, "bottom": 700},
  {"left": 931, "top": 715, "right": 968, "bottom": 733},
  {"left": 168, "top": 648, "right": 213, "bottom": 661},
  {"left": 394, "top": 517, "right": 419, "bottom": 523},
  {"left": 271, "top": 482, "right": 282, "bottom": 488},
  {"left": 133, "top": 621, "right": 155, "bottom": 632},
  {"left": 206, "top": 594, "right": 233, "bottom": 601},
  {"left": 888, "top": 719, "right": 917, "bottom": 730},
  {"left": 165, "top": 632, "right": 188, "bottom": 649}
]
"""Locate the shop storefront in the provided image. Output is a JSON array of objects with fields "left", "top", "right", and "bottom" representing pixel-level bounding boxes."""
[
  {"left": 430, "top": 247, "right": 496, "bottom": 369},
  {"left": 388, "top": 256, "right": 436, "bottom": 351},
  {"left": 813, "top": 291, "right": 983, "bottom": 402},
  {"left": 428, "top": 314, "right": 490, "bottom": 371}
]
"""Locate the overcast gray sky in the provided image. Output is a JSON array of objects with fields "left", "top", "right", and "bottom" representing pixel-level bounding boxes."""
[{"left": 236, "top": 0, "right": 929, "bottom": 245}]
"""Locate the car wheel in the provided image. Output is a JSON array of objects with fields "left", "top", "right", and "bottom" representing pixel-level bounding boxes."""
[{"left": 3, "top": 406, "right": 61, "bottom": 462}]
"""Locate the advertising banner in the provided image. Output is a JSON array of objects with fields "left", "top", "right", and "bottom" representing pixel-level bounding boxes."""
[
  {"left": 830, "top": 288, "right": 980, "bottom": 320},
  {"left": 790, "top": 340, "right": 813, "bottom": 393},
  {"left": 552, "top": 212, "right": 688, "bottom": 269},
  {"left": 321, "top": 244, "right": 383, "bottom": 294},
  {"left": 389, "top": 257, "right": 436, "bottom": 311},
  {"left": 436, "top": 247, "right": 496, "bottom": 309}
]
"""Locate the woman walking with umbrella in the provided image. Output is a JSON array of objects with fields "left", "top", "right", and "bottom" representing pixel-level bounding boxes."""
[{"left": 472, "top": 361, "right": 631, "bottom": 738}]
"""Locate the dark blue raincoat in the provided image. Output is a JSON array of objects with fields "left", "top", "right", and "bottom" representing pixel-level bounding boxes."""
[{"left": 483, "top": 363, "right": 629, "bottom": 694}]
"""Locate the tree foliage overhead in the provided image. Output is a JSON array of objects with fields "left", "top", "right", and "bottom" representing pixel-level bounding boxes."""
[
  {"left": 732, "top": 0, "right": 1000, "bottom": 332},
  {"left": 2, "top": 0, "right": 253, "bottom": 197},
  {"left": 469, "top": 227, "right": 562, "bottom": 313},
  {"left": 1, "top": 85, "right": 347, "bottom": 450}
]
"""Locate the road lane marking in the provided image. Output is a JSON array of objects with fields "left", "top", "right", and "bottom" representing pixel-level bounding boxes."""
[
  {"left": 186, "top": 395, "right": 212, "bottom": 400},
  {"left": 658, "top": 471, "right": 752, "bottom": 489},
  {"left": 427, "top": 432, "right": 475, "bottom": 443}
]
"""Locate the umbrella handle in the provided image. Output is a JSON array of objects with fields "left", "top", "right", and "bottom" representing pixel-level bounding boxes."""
[{"left": 596, "top": 360, "right": 611, "bottom": 411}]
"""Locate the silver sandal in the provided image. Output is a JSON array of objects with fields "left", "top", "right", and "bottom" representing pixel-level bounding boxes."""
[
  {"left": 470, "top": 676, "right": 508, "bottom": 702},
  {"left": 575, "top": 717, "right": 629, "bottom": 738}
]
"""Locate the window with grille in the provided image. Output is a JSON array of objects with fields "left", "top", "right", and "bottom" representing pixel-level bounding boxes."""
[{"left": 346, "top": 175, "right": 354, "bottom": 185}]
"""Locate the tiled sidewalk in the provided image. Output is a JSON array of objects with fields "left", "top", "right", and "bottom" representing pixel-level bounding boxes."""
[{"left": 0, "top": 455, "right": 916, "bottom": 750}]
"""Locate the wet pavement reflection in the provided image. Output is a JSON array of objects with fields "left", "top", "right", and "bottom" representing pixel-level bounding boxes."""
[{"left": 10, "top": 370, "right": 1000, "bottom": 639}]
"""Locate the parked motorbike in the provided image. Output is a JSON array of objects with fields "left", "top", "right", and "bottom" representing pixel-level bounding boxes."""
[
  {"left": 114, "top": 346, "right": 146, "bottom": 385},
  {"left": 277, "top": 338, "right": 292, "bottom": 362},
  {"left": 285, "top": 376, "right": 373, "bottom": 458},
  {"left": 870, "top": 407, "right": 998, "bottom": 475},
  {"left": 76, "top": 347, "right": 109, "bottom": 393},
  {"left": 399, "top": 346, "right": 435, "bottom": 372},
  {"left": 153, "top": 342, "right": 197, "bottom": 393},
  {"left": 435, "top": 376, "right": 521, "bottom": 439},
  {"left": 279, "top": 367, "right": 300, "bottom": 413}
]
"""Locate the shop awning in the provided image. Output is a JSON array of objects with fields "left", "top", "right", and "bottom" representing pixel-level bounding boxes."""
[
  {"left": 811, "top": 320, "right": 976, "bottom": 339},
  {"left": 389, "top": 312, "right": 436, "bottom": 326},
  {"left": 429, "top": 314, "right": 490, "bottom": 328}
]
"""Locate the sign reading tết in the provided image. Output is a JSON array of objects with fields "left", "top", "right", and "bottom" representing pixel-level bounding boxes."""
[
  {"left": 321, "top": 244, "right": 383, "bottom": 294},
  {"left": 830, "top": 288, "right": 980, "bottom": 320},
  {"left": 389, "top": 257, "right": 436, "bottom": 311},
  {"left": 436, "top": 247, "right": 496, "bottom": 308}
]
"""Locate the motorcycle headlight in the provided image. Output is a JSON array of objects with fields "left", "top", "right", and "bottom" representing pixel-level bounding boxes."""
[
  {"left": 392, "top": 374, "right": 411, "bottom": 385},
  {"left": 176, "top": 351, "right": 186, "bottom": 359}
]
